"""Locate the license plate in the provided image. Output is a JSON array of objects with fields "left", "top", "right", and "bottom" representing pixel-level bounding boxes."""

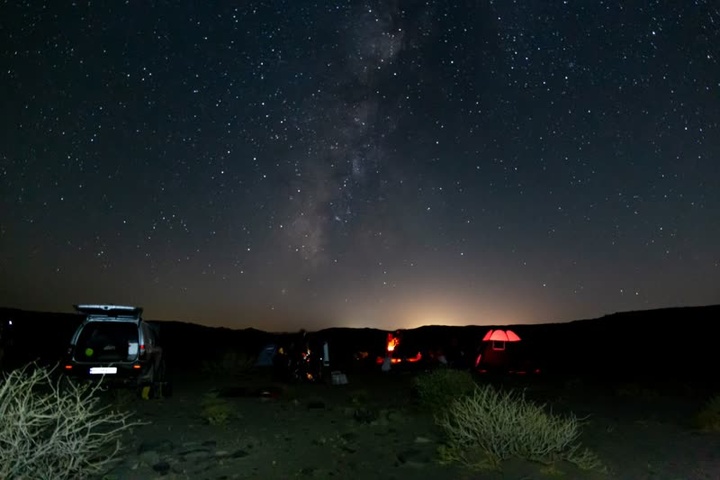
[{"left": 89, "top": 367, "right": 117, "bottom": 375}]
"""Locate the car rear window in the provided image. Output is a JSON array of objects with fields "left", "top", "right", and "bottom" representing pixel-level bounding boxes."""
[{"left": 74, "top": 321, "right": 140, "bottom": 362}]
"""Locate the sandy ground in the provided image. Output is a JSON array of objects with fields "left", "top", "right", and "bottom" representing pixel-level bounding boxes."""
[{"left": 100, "top": 368, "right": 720, "bottom": 480}]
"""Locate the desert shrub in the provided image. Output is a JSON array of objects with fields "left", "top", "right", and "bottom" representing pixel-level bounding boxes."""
[
  {"left": 436, "top": 385, "right": 604, "bottom": 472},
  {"left": 413, "top": 368, "right": 477, "bottom": 410},
  {"left": 201, "top": 349, "right": 256, "bottom": 377},
  {"left": 696, "top": 394, "right": 720, "bottom": 432},
  {"left": 0, "top": 364, "right": 144, "bottom": 480},
  {"left": 563, "top": 376, "right": 584, "bottom": 390},
  {"left": 348, "top": 388, "right": 370, "bottom": 406},
  {"left": 615, "top": 382, "right": 660, "bottom": 400},
  {"left": 200, "top": 392, "right": 234, "bottom": 426},
  {"left": 106, "top": 387, "right": 138, "bottom": 410}
]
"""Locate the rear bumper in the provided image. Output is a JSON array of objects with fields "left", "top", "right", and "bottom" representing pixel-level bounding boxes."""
[{"left": 63, "top": 363, "right": 152, "bottom": 386}]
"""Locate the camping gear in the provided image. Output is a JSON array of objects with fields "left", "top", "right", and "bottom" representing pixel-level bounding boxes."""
[
  {"left": 322, "top": 341, "right": 330, "bottom": 367},
  {"left": 331, "top": 371, "right": 348, "bottom": 385}
]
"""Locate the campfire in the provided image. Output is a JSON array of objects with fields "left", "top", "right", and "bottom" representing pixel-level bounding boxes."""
[
  {"left": 386, "top": 332, "right": 400, "bottom": 353},
  {"left": 376, "top": 332, "right": 422, "bottom": 365}
]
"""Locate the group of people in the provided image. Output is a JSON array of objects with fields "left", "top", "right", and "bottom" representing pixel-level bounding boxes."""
[{"left": 272, "top": 329, "right": 326, "bottom": 383}]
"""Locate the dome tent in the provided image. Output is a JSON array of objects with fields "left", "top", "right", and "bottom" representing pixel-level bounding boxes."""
[
  {"left": 254, "top": 343, "right": 279, "bottom": 367},
  {"left": 475, "top": 329, "right": 527, "bottom": 373}
]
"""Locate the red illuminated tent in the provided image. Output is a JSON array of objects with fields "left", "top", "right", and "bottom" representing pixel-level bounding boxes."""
[
  {"left": 482, "top": 329, "right": 521, "bottom": 344},
  {"left": 475, "top": 329, "right": 523, "bottom": 372}
]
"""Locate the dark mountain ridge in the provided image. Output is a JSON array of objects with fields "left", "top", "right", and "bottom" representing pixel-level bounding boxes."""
[{"left": 2, "top": 305, "right": 718, "bottom": 381}]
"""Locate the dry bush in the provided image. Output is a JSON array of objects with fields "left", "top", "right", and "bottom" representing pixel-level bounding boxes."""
[
  {"left": 413, "top": 368, "right": 477, "bottom": 410},
  {"left": 201, "top": 349, "right": 256, "bottom": 377},
  {"left": 0, "top": 364, "right": 144, "bottom": 479},
  {"left": 348, "top": 388, "right": 371, "bottom": 406},
  {"left": 200, "top": 392, "right": 235, "bottom": 426},
  {"left": 615, "top": 382, "right": 660, "bottom": 400},
  {"left": 436, "top": 385, "right": 604, "bottom": 472},
  {"left": 696, "top": 394, "right": 720, "bottom": 432}
]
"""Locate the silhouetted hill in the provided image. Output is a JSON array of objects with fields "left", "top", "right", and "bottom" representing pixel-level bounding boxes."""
[
  {"left": 150, "top": 320, "right": 275, "bottom": 369},
  {"left": 2, "top": 305, "right": 718, "bottom": 382},
  {"left": 0, "top": 308, "right": 82, "bottom": 367},
  {"left": 522, "top": 305, "right": 720, "bottom": 380}
]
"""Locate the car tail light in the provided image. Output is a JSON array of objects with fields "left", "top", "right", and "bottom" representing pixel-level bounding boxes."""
[
  {"left": 63, "top": 365, "right": 73, "bottom": 370},
  {"left": 132, "top": 364, "right": 141, "bottom": 370}
]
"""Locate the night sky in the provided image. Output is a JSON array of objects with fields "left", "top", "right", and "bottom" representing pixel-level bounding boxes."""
[{"left": 2, "top": 1, "right": 718, "bottom": 331}]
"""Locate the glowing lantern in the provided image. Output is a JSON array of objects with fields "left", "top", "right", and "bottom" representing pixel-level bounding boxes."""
[{"left": 406, "top": 352, "right": 422, "bottom": 363}]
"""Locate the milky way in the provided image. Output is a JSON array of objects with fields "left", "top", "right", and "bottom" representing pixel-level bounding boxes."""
[{"left": 279, "top": 2, "right": 408, "bottom": 267}]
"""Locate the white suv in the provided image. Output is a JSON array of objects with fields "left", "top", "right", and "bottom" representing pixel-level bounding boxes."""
[{"left": 63, "top": 304, "right": 168, "bottom": 399}]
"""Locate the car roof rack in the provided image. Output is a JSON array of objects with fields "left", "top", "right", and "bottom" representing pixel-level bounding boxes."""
[{"left": 74, "top": 304, "right": 143, "bottom": 318}]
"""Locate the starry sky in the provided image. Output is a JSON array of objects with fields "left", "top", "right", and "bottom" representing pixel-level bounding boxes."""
[{"left": 1, "top": 1, "right": 719, "bottom": 332}]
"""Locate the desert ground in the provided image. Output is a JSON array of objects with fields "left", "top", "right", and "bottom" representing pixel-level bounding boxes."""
[
  {"left": 98, "top": 365, "right": 720, "bottom": 480},
  {"left": 3, "top": 306, "right": 720, "bottom": 479}
]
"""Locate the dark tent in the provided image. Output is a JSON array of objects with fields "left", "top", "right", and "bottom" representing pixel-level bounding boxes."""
[{"left": 255, "top": 343, "right": 278, "bottom": 367}]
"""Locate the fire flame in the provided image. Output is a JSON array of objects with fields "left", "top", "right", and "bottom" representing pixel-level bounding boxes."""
[
  {"left": 387, "top": 333, "right": 400, "bottom": 353},
  {"left": 375, "top": 351, "right": 422, "bottom": 365},
  {"left": 375, "top": 332, "right": 423, "bottom": 365}
]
